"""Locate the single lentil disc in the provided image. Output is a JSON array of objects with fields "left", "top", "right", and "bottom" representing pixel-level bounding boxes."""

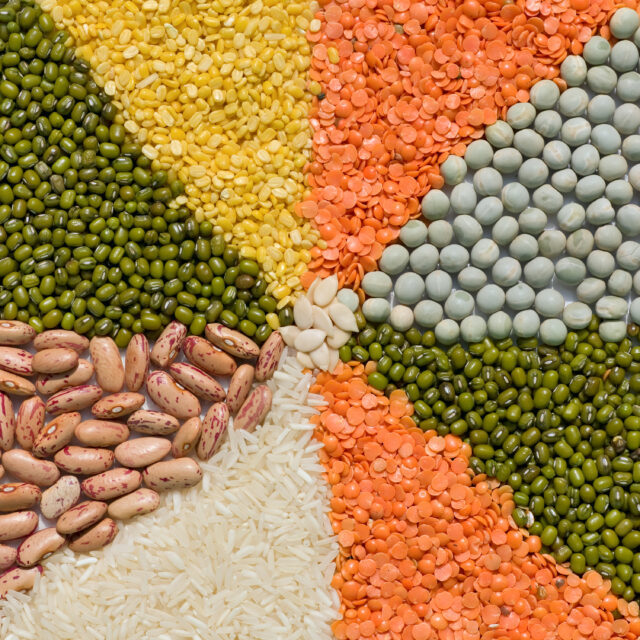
[
  {"left": 414, "top": 300, "right": 443, "bottom": 328},
  {"left": 557, "top": 203, "right": 585, "bottom": 232},
  {"left": 513, "top": 310, "right": 540, "bottom": 338},
  {"left": 421, "top": 189, "right": 450, "bottom": 220},
  {"left": 389, "top": 305, "right": 414, "bottom": 332},
  {"left": 524, "top": 256, "right": 555, "bottom": 289},
  {"left": 616, "top": 72, "right": 640, "bottom": 102},
  {"left": 555, "top": 257, "right": 586, "bottom": 285},
  {"left": 394, "top": 272, "right": 426, "bottom": 305},
  {"left": 509, "top": 234, "right": 538, "bottom": 262},
  {"left": 474, "top": 196, "right": 504, "bottom": 226},
  {"left": 464, "top": 139, "right": 494, "bottom": 169},
  {"left": 492, "top": 217, "right": 519, "bottom": 246},
  {"left": 426, "top": 220, "right": 453, "bottom": 248},
  {"left": 543, "top": 140, "right": 571, "bottom": 169},
  {"left": 585, "top": 197, "right": 615, "bottom": 225},
  {"left": 506, "top": 282, "right": 535, "bottom": 311},
  {"left": 563, "top": 301, "right": 593, "bottom": 329},
  {"left": 425, "top": 270, "right": 453, "bottom": 302},
  {"left": 577, "top": 278, "right": 607, "bottom": 304},
  {"left": 608, "top": 270, "right": 633, "bottom": 297},
  {"left": 561, "top": 118, "right": 591, "bottom": 147},
  {"left": 575, "top": 175, "right": 606, "bottom": 203},
  {"left": 529, "top": 80, "right": 560, "bottom": 110},
  {"left": 598, "top": 154, "right": 628, "bottom": 182},
  {"left": 434, "top": 319, "right": 460, "bottom": 345},
  {"left": 605, "top": 180, "right": 633, "bottom": 205},
  {"left": 518, "top": 208, "right": 547, "bottom": 235},
  {"left": 450, "top": 183, "right": 477, "bottom": 215},
  {"left": 457, "top": 266, "right": 487, "bottom": 292},
  {"left": 492, "top": 147, "right": 523, "bottom": 174},
  {"left": 551, "top": 169, "right": 578, "bottom": 194},
  {"left": 538, "top": 229, "right": 566, "bottom": 258},
  {"left": 532, "top": 184, "right": 564, "bottom": 214},
  {"left": 501, "top": 182, "right": 530, "bottom": 213},
  {"left": 560, "top": 55, "right": 588, "bottom": 87},
  {"left": 439, "top": 244, "right": 469, "bottom": 274},
  {"left": 599, "top": 321, "right": 628, "bottom": 343},
  {"left": 582, "top": 35, "right": 611, "bottom": 65},
  {"left": 587, "top": 66, "right": 618, "bottom": 95},
  {"left": 362, "top": 271, "right": 394, "bottom": 297},
  {"left": 362, "top": 298, "right": 390, "bottom": 323},
  {"left": 379, "top": 244, "right": 410, "bottom": 275},
  {"left": 513, "top": 129, "right": 545, "bottom": 158},
  {"left": 444, "top": 290, "right": 475, "bottom": 320},
  {"left": 617, "top": 241, "right": 640, "bottom": 270},
  {"left": 453, "top": 215, "right": 483, "bottom": 247},
  {"left": 409, "top": 244, "right": 439, "bottom": 275},
  {"left": 534, "top": 110, "right": 563, "bottom": 138},
  {"left": 518, "top": 158, "right": 549, "bottom": 189},
  {"left": 595, "top": 225, "right": 622, "bottom": 251},
  {"left": 399, "top": 220, "right": 428, "bottom": 247},
  {"left": 587, "top": 95, "right": 616, "bottom": 124},
  {"left": 613, "top": 103, "right": 640, "bottom": 135},
  {"left": 440, "top": 155, "right": 467, "bottom": 185},
  {"left": 540, "top": 319, "right": 568, "bottom": 346},
  {"left": 476, "top": 284, "right": 506, "bottom": 314},
  {"left": 507, "top": 103, "right": 536, "bottom": 129},
  {"left": 571, "top": 144, "right": 599, "bottom": 176},
  {"left": 558, "top": 87, "right": 589, "bottom": 117},
  {"left": 473, "top": 167, "right": 503, "bottom": 196},
  {"left": 609, "top": 7, "right": 640, "bottom": 39},
  {"left": 535, "top": 288, "right": 565, "bottom": 317},
  {"left": 460, "top": 316, "right": 487, "bottom": 343},
  {"left": 485, "top": 120, "right": 514, "bottom": 148},
  {"left": 487, "top": 312, "right": 512, "bottom": 340},
  {"left": 587, "top": 250, "right": 616, "bottom": 278},
  {"left": 470, "top": 238, "right": 500, "bottom": 269},
  {"left": 492, "top": 257, "right": 522, "bottom": 287}
]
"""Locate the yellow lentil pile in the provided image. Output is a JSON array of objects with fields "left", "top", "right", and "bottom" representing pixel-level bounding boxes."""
[{"left": 39, "top": 0, "right": 321, "bottom": 305}]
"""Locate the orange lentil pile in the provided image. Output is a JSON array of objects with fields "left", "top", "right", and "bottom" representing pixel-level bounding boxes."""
[
  {"left": 311, "top": 361, "right": 640, "bottom": 640},
  {"left": 299, "top": 0, "right": 634, "bottom": 291}
]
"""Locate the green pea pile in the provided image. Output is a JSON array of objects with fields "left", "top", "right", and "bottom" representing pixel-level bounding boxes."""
[
  {"left": 0, "top": 0, "right": 291, "bottom": 346},
  {"left": 344, "top": 319, "right": 640, "bottom": 601}
]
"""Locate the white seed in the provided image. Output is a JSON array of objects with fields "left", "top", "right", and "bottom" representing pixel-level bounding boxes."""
[
  {"left": 309, "top": 343, "right": 330, "bottom": 370},
  {"left": 311, "top": 306, "right": 333, "bottom": 335},
  {"left": 293, "top": 296, "right": 313, "bottom": 330},
  {"left": 279, "top": 325, "right": 300, "bottom": 347},
  {"left": 294, "top": 329, "right": 326, "bottom": 353},
  {"left": 313, "top": 275, "right": 339, "bottom": 307},
  {"left": 326, "top": 328, "right": 350, "bottom": 349},
  {"left": 327, "top": 302, "right": 358, "bottom": 333},
  {"left": 296, "top": 352, "right": 314, "bottom": 369}
]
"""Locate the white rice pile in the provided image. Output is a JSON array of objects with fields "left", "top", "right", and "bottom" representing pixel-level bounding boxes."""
[{"left": 0, "top": 354, "right": 338, "bottom": 640}]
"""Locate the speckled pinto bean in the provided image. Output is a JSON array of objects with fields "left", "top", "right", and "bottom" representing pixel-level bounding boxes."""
[
  {"left": 45, "top": 385, "right": 103, "bottom": 415},
  {"left": 16, "top": 528, "right": 65, "bottom": 567},
  {"left": 74, "top": 420, "right": 130, "bottom": 447},
  {"left": 0, "top": 321, "right": 36, "bottom": 346},
  {"left": 32, "top": 412, "right": 81, "bottom": 458},
  {"left": 16, "top": 396, "right": 44, "bottom": 450},
  {"left": 234, "top": 385, "right": 273, "bottom": 433},
  {"left": 142, "top": 458, "right": 202, "bottom": 491},
  {"left": 40, "top": 476, "right": 81, "bottom": 520},
  {"left": 56, "top": 501, "right": 108, "bottom": 535},
  {"left": 107, "top": 489, "right": 160, "bottom": 521},
  {"left": 36, "top": 359, "right": 94, "bottom": 396},
  {"left": 124, "top": 334, "right": 149, "bottom": 392},
  {"left": 91, "top": 393, "right": 145, "bottom": 419},
  {"left": 0, "top": 545, "right": 16, "bottom": 571},
  {"left": 54, "top": 446, "right": 115, "bottom": 476},
  {"left": 68, "top": 518, "right": 118, "bottom": 553},
  {"left": 0, "top": 348, "right": 33, "bottom": 377},
  {"left": 0, "top": 371, "right": 35, "bottom": 397},
  {"left": 127, "top": 410, "right": 180, "bottom": 436},
  {"left": 150, "top": 321, "right": 187, "bottom": 368},
  {"left": 172, "top": 417, "right": 202, "bottom": 458},
  {"left": 0, "top": 566, "right": 42, "bottom": 598},
  {"left": 81, "top": 468, "right": 142, "bottom": 501},
  {"left": 182, "top": 336, "right": 237, "bottom": 377},
  {"left": 0, "top": 393, "right": 14, "bottom": 451},
  {"left": 197, "top": 403, "right": 229, "bottom": 461},
  {"left": 167, "top": 362, "right": 225, "bottom": 403},
  {"left": 32, "top": 348, "right": 79, "bottom": 375},
  {"left": 204, "top": 323, "right": 260, "bottom": 359},
  {"left": 226, "top": 365, "right": 254, "bottom": 415},
  {"left": 89, "top": 337, "right": 124, "bottom": 393},
  {"left": 255, "top": 331, "right": 284, "bottom": 382},
  {"left": 146, "top": 371, "right": 200, "bottom": 420},
  {"left": 2, "top": 450, "right": 60, "bottom": 487},
  {"left": 0, "top": 483, "right": 41, "bottom": 511},
  {"left": 33, "top": 331, "right": 89, "bottom": 353},
  {"left": 0, "top": 511, "right": 38, "bottom": 542},
  {"left": 115, "top": 437, "right": 171, "bottom": 468}
]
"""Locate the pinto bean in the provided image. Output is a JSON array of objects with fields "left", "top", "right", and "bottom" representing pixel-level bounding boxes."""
[
  {"left": 0, "top": 511, "right": 38, "bottom": 542},
  {"left": 33, "top": 330, "right": 89, "bottom": 353},
  {"left": 54, "top": 446, "right": 115, "bottom": 475},
  {"left": 56, "top": 501, "right": 108, "bottom": 535},
  {"left": 68, "top": 518, "right": 118, "bottom": 553},
  {"left": 255, "top": 331, "right": 285, "bottom": 382},
  {"left": 234, "top": 385, "right": 272, "bottom": 433},
  {"left": 0, "top": 321, "right": 35, "bottom": 346},
  {"left": 91, "top": 393, "right": 145, "bottom": 419},
  {"left": 81, "top": 469, "right": 141, "bottom": 501},
  {"left": 36, "top": 359, "right": 94, "bottom": 395},
  {"left": 226, "top": 364, "right": 254, "bottom": 415},
  {"left": 146, "top": 370, "right": 200, "bottom": 420},
  {"left": 0, "top": 483, "right": 41, "bottom": 512},
  {"left": 182, "top": 336, "right": 237, "bottom": 377},
  {"left": 197, "top": 403, "right": 229, "bottom": 461},
  {"left": 16, "top": 396, "right": 44, "bottom": 450},
  {"left": 0, "top": 545, "right": 16, "bottom": 571},
  {"left": 172, "top": 417, "right": 202, "bottom": 458},
  {"left": 115, "top": 438, "right": 171, "bottom": 468},
  {"left": 142, "top": 458, "right": 202, "bottom": 492},
  {"left": 0, "top": 347, "right": 33, "bottom": 377},
  {"left": 167, "top": 362, "right": 225, "bottom": 402},
  {"left": 40, "top": 476, "right": 81, "bottom": 520},
  {"left": 0, "top": 370, "right": 35, "bottom": 396},
  {"left": 32, "top": 349, "right": 79, "bottom": 375},
  {"left": 90, "top": 337, "right": 124, "bottom": 393},
  {"left": 45, "top": 385, "right": 103, "bottom": 414},
  {"left": 0, "top": 393, "right": 14, "bottom": 451},
  {"left": 2, "top": 450, "right": 60, "bottom": 487},
  {"left": 74, "top": 420, "right": 130, "bottom": 447},
  {"left": 107, "top": 489, "right": 160, "bottom": 521},
  {"left": 124, "top": 334, "right": 149, "bottom": 392},
  {"left": 32, "top": 412, "right": 81, "bottom": 458},
  {"left": 16, "top": 528, "right": 65, "bottom": 567},
  {"left": 150, "top": 321, "right": 187, "bottom": 368},
  {"left": 204, "top": 323, "right": 260, "bottom": 359},
  {"left": 127, "top": 410, "right": 180, "bottom": 436},
  {"left": 0, "top": 566, "right": 42, "bottom": 598}
]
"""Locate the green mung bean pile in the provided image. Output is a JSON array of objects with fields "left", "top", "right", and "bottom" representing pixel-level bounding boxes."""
[
  {"left": 343, "top": 320, "right": 640, "bottom": 601},
  {"left": 0, "top": 0, "right": 291, "bottom": 346}
]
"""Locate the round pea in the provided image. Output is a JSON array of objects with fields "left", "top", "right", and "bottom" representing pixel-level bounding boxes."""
[
  {"left": 476, "top": 284, "right": 505, "bottom": 315},
  {"left": 506, "top": 283, "right": 535, "bottom": 311},
  {"left": 474, "top": 196, "right": 503, "bottom": 226},
  {"left": 485, "top": 120, "right": 514, "bottom": 149},
  {"left": 440, "top": 155, "right": 467, "bottom": 185},
  {"left": 424, "top": 270, "right": 453, "bottom": 302},
  {"left": 398, "top": 219, "right": 428, "bottom": 247},
  {"left": 518, "top": 207, "right": 547, "bottom": 235},
  {"left": 439, "top": 245, "right": 469, "bottom": 274},
  {"left": 506, "top": 102, "right": 536, "bottom": 129},
  {"left": 492, "top": 217, "right": 519, "bottom": 246},
  {"left": 379, "top": 245, "right": 410, "bottom": 275},
  {"left": 563, "top": 302, "right": 593, "bottom": 330},
  {"left": 535, "top": 288, "right": 564, "bottom": 318},
  {"left": 362, "top": 298, "right": 390, "bottom": 323},
  {"left": 434, "top": 318, "right": 460, "bottom": 345},
  {"left": 421, "top": 189, "right": 450, "bottom": 221},
  {"left": 427, "top": 220, "right": 453, "bottom": 248},
  {"left": 492, "top": 147, "right": 523, "bottom": 174},
  {"left": 362, "top": 271, "right": 393, "bottom": 298},
  {"left": 450, "top": 183, "right": 476, "bottom": 215},
  {"left": 487, "top": 311, "right": 512, "bottom": 340},
  {"left": 394, "top": 272, "right": 425, "bottom": 305},
  {"left": 540, "top": 319, "right": 568, "bottom": 346},
  {"left": 561, "top": 55, "right": 587, "bottom": 87},
  {"left": 524, "top": 257, "right": 555, "bottom": 289},
  {"left": 583, "top": 36, "right": 611, "bottom": 65},
  {"left": 577, "top": 278, "right": 607, "bottom": 304},
  {"left": 460, "top": 316, "right": 487, "bottom": 343},
  {"left": 534, "top": 110, "right": 563, "bottom": 138},
  {"left": 538, "top": 230, "right": 566, "bottom": 258},
  {"left": 457, "top": 266, "right": 486, "bottom": 292},
  {"left": 414, "top": 300, "right": 443, "bottom": 328},
  {"left": 518, "top": 158, "right": 548, "bottom": 189},
  {"left": 492, "top": 257, "right": 521, "bottom": 287},
  {"left": 409, "top": 245, "right": 439, "bottom": 275},
  {"left": 452, "top": 215, "right": 483, "bottom": 247},
  {"left": 464, "top": 139, "right": 494, "bottom": 169},
  {"left": 561, "top": 118, "right": 591, "bottom": 147},
  {"left": 609, "top": 7, "right": 640, "bottom": 39},
  {"left": 529, "top": 80, "right": 559, "bottom": 110}
]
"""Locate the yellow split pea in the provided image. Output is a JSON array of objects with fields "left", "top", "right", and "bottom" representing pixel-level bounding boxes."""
[{"left": 40, "top": 0, "right": 321, "bottom": 304}]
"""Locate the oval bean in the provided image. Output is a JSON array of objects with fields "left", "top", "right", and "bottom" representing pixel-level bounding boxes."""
[
  {"left": 142, "top": 458, "right": 202, "bottom": 492},
  {"left": 74, "top": 420, "right": 130, "bottom": 447},
  {"left": 127, "top": 410, "right": 180, "bottom": 436},
  {"left": 45, "top": 385, "right": 103, "bottom": 415},
  {"left": 16, "top": 528, "right": 65, "bottom": 567},
  {"left": 2, "top": 450, "right": 60, "bottom": 487},
  {"left": 197, "top": 403, "right": 229, "bottom": 461},
  {"left": 40, "top": 476, "right": 81, "bottom": 520},
  {"left": 0, "top": 348, "right": 33, "bottom": 377},
  {"left": 16, "top": 396, "right": 44, "bottom": 450},
  {"left": 54, "top": 446, "right": 115, "bottom": 476},
  {"left": 255, "top": 331, "right": 284, "bottom": 382},
  {"left": 108, "top": 489, "right": 160, "bottom": 521},
  {"left": 167, "top": 362, "right": 225, "bottom": 403},
  {"left": 150, "top": 321, "right": 187, "bottom": 368},
  {"left": 0, "top": 567, "right": 42, "bottom": 598},
  {"left": 205, "top": 323, "right": 260, "bottom": 359},
  {"left": 0, "top": 511, "right": 38, "bottom": 542},
  {"left": 226, "top": 364, "right": 254, "bottom": 415},
  {"left": 69, "top": 518, "right": 118, "bottom": 553},
  {"left": 0, "top": 371, "right": 35, "bottom": 396},
  {"left": 235, "top": 385, "right": 272, "bottom": 433},
  {"left": 56, "top": 501, "right": 108, "bottom": 535},
  {"left": 182, "top": 336, "right": 237, "bottom": 377},
  {"left": 115, "top": 437, "right": 171, "bottom": 468},
  {"left": 33, "top": 330, "right": 89, "bottom": 353},
  {"left": 0, "top": 545, "right": 16, "bottom": 571},
  {"left": 124, "top": 334, "right": 149, "bottom": 392},
  {"left": 0, "top": 393, "right": 14, "bottom": 452},
  {"left": 172, "top": 417, "right": 202, "bottom": 458},
  {"left": 146, "top": 371, "right": 200, "bottom": 420},
  {"left": 32, "top": 412, "right": 81, "bottom": 458},
  {"left": 91, "top": 393, "right": 145, "bottom": 419},
  {"left": 32, "top": 349, "right": 79, "bottom": 375},
  {"left": 36, "top": 359, "right": 94, "bottom": 395},
  {"left": 81, "top": 469, "right": 141, "bottom": 501},
  {"left": 0, "top": 321, "right": 36, "bottom": 346},
  {"left": 0, "top": 483, "right": 41, "bottom": 511},
  {"left": 89, "top": 337, "right": 124, "bottom": 393}
]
